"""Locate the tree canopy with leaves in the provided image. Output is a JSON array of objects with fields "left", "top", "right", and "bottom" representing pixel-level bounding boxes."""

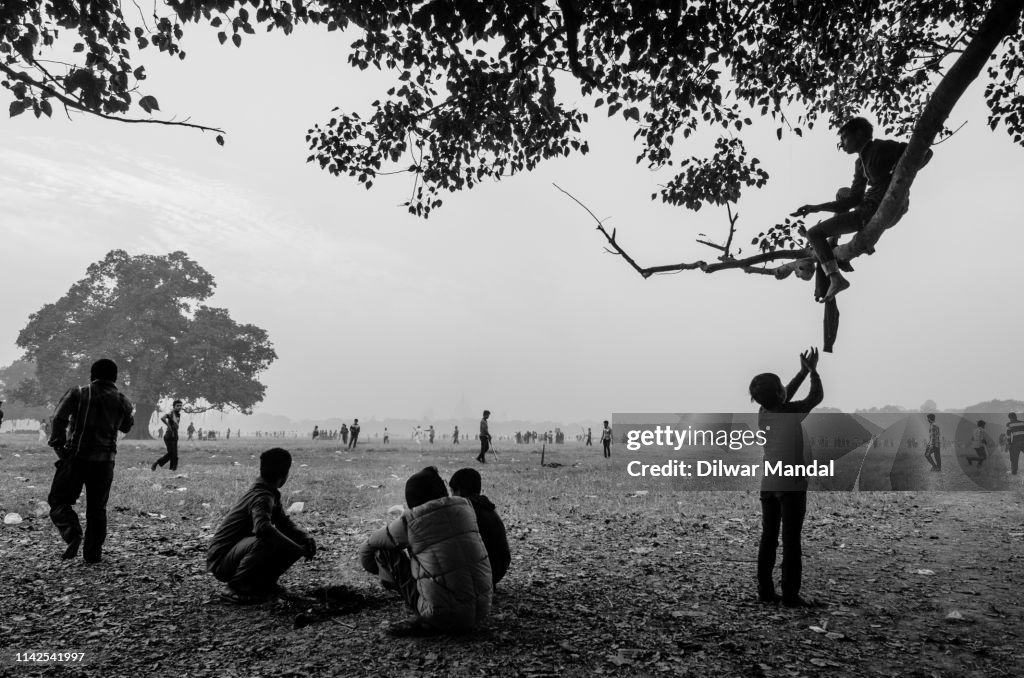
[
  {"left": 13, "top": 250, "right": 277, "bottom": 438},
  {"left": 3, "top": 1, "right": 1023, "bottom": 275},
  {"left": 0, "top": 359, "right": 51, "bottom": 421}
]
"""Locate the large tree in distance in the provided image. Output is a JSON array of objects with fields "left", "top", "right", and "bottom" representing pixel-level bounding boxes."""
[
  {"left": 0, "top": 358, "right": 51, "bottom": 421},
  {"left": 3, "top": 1, "right": 1023, "bottom": 276},
  {"left": 14, "top": 250, "right": 277, "bottom": 439}
]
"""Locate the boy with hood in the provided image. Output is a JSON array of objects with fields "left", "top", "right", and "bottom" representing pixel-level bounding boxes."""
[
  {"left": 449, "top": 468, "right": 512, "bottom": 587},
  {"left": 359, "top": 466, "right": 491, "bottom": 635}
]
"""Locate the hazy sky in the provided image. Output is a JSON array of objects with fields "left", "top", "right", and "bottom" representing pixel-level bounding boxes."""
[{"left": 1, "top": 25, "right": 1021, "bottom": 423}]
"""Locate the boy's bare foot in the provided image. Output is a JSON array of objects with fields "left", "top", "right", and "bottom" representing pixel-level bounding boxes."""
[{"left": 823, "top": 274, "right": 850, "bottom": 302}]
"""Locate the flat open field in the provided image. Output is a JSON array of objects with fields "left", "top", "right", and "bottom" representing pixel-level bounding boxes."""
[{"left": 1, "top": 434, "right": 1022, "bottom": 677}]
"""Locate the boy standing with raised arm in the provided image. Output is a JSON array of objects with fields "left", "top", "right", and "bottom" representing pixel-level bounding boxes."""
[{"left": 749, "top": 348, "right": 823, "bottom": 608}]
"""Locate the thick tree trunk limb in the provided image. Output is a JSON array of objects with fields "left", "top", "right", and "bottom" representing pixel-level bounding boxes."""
[
  {"left": 835, "top": 0, "right": 1024, "bottom": 262},
  {"left": 126, "top": 400, "right": 156, "bottom": 440}
]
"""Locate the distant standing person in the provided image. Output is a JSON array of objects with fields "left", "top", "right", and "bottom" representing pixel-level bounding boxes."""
[
  {"left": 1006, "top": 413, "right": 1024, "bottom": 477},
  {"left": 601, "top": 420, "right": 613, "bottom": 458},
  {"left": 453, "top": 425, "right": 460, "bottom": 444},
  {"left": 47, "top": 358, "right": 134, "bottom": 562},
  {"left": 187, "top": 422, "right": 196, "bottom": 441},
  {"left": 585, "top": 428, "right": 593, "bottom": 446},
  {"left": 966, "top": 420, "right": 988, "bottom": 467},
  {"left": 428, "top": 425, "right": 435, "bottom": 444},
  {"left": 152, "top": 399, "right": 184, "bottom": 471},
  {"left": 312, "top": 425, "right": 319, "bottom": 441},
  {"left": 749, "top": 347, "right": 823, "bottom": 607},
  {"left": 924, "top": 414, "right": 941, "bottom": 471},
  {"left": 341, "top": 423, "right": 349, "bottom": 445},
  {"left": 348, "top": 419, "right": 360, "bottom": 449},
  {"left": 383, "top": 427, "right": 390, "bottom": 444},
  {"left": 477, "top": 410, "right": 491, "bottom": 464}
]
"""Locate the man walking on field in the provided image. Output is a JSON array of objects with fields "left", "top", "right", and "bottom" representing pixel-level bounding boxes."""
[
  {"left": 152, "top": 399, "right": 183, "bottom": 471},
  {"left": 924, "top": 413, "right": 941, "bottom": 472},
  {"left": 47, "top": 358, "right": 134, "bottom": 563},
  {"left": 477, "top": 410, "right": 491, "bottom": 464}
]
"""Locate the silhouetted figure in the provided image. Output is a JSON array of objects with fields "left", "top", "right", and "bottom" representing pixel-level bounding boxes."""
[
  {"left": 791, "top": 117, "right": 932, "bottom": 301},
  {"left": 312, "top": 425, "right": 319, "bottom": 441},
  {"left": 924, "top": 414, "right": 941, "bottom": 471},
  {"left": 152, "top": 399, "right": 183, "bottom": 471},
  {"left": 341, "top": 423, "right": 348, "bottom": 445},
  {"left": 749, "top": 348, "right": 823, "bottom": 607},
  {"left": 359, "top": 467, "right": 491, "bottom": 635},
  {"left": 966, "top": 420, "right": 988, "bottom": 467},
  {"left": 476, "top": 410, "right": 491, "bottom": 463},
  {"left": 453, "top": 425, "right": 460, "bottom": 444},
  {"left": 207, "top": 448, "right": 316, "bottom": 603},
  {"left": 601, "top": 420, "right": 612, "bottom": 458},
  {"left": 187, "top": 422, "right": 196, "bottom": 440},
  {"left": 1007, "top": 413, "right": 1024, "bottom": 477},
  {"left": 449, "top": 468, "right": 511, "bottom": 588},
  {"left": 47, "top": 358, "right": 134, "bottom": 563},
  {"left": 348, "top": 419, "right": 360, "bottom": 449}
]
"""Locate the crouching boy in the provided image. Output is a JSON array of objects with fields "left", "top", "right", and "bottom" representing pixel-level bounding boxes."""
[
  {"left": 359, "top": 466, "right": 491, "bottom": 635},
  {"left": 207, "top": 448, "right": 316, "bottom": 603},
  {"left": 449, "top": 468, "right": 512, "bottom": 588}
]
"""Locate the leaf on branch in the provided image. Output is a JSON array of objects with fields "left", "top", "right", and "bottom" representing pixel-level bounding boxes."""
[
  {"left": 139, "top": 95, "right": 160, "bottom": 114},
  {"left": 215, "top": 135, "right": 225, "bottom": 146},
  {"left": 9, "top": 100, "right": 27, "bottom": 118},
  {"left": 232, "top": 34, "right": 242, "bottom": 48},
  {"left": 218, "top": 32, "right": 227, "bottom": 45}
]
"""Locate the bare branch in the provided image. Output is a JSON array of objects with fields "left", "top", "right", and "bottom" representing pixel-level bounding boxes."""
[
  {"left": 555, "top": 183, "right": 805, "bottom": 279},
  {"left": 696, "top": 239, "right": 726, "bottom": 252},
  {"left": 931, "top": 120, "right": 968, "bottom": 145}
]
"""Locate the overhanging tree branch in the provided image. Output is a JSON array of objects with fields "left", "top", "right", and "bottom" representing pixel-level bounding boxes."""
[
  {"left": 0, "top": 62, "right": 225, "bottom": 136},
  {"left": 555, "top": 183, "right": 803, "bottom": 279}
]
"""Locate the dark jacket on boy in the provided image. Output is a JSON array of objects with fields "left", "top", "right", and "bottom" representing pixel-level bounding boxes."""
[
  {"left": 464, "top": 494, "right": 512, "bottom": 586},
  {"left": 207, "top": 478, "right": 311, "bottom": 594}
]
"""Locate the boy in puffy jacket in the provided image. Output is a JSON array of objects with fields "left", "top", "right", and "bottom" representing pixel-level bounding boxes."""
[{"left": 359, "top": 466, "right": 491, "bottom": 635}]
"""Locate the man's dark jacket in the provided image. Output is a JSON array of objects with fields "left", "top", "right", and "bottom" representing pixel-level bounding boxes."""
[{"left": 48, "top": 380, "right": 134, "bottom": 462}]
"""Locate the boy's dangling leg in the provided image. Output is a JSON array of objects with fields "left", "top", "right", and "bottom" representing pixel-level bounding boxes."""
[{"left": 820, "top": 261, "right": 851, "bottom": 302}]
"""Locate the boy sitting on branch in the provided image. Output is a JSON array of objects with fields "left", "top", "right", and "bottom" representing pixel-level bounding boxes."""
[{"left": 788, "top": 117, "right": 933, "bottom": 301}]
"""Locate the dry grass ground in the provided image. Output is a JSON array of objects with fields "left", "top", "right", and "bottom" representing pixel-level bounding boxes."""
[{"left": 1, "top": 433, "right": 1022, "bottom": 677}]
